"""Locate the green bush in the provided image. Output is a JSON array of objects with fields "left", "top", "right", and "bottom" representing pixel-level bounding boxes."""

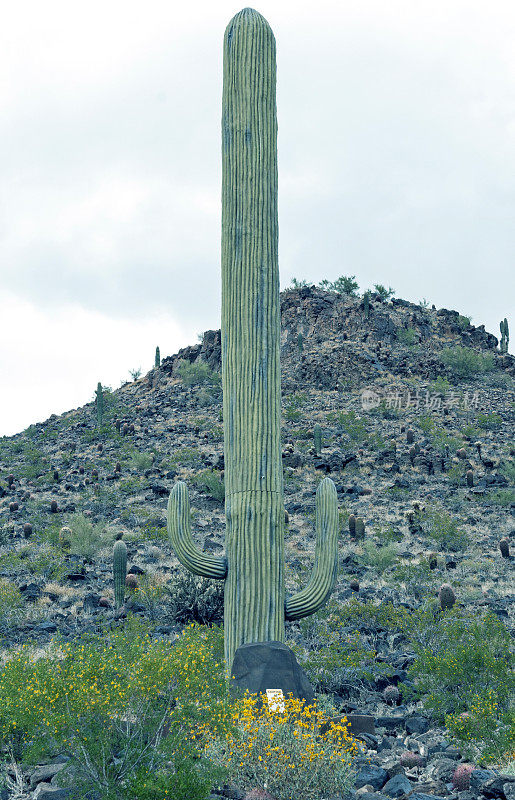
[
  {"left": 417, "top": 508, "right": 469, "bottom": 551},
  {"left": 0, "top": 579, "right": 24, "bottom": 631},
  {"left": 328, "top": 410, "right": 368, "bottom": 443},
  {"left": 373, "top": 284, "right": 395, "bottom": 300},
  {"left": 319, "top": 275, "right": 359, "bottom": 296},
  {"left": 0, "top": 619, "right": 229, "bottom": 799},
  {"left": 192, "top": 469, "right": 225, "bottom": 502},
  {"left": 130, "top": 451, "right": 155, "bottom": 471},
  {"left": 441, "top": 347, "right": 495, "bottom": 379},
  {"left": 67, "top": 513, "right": 114, "bottom": 560},
  {"left": 476, "top": 412, "right": 503, "bottom": 429},
  {"left": 406, "top": 610, "right": 514, "bottom": 722},
  {"left": 176, "top": 360, "right": 221, "bottom": 387},
  {"left": 446, "top": 692, "right": 515, "bottom": 765},
  {"left": 397, "top": 327, "right": 418, "bottom": 346}
]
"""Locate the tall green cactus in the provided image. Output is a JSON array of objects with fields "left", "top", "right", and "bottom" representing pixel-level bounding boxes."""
[
  {"left": 500, "top": 318, "right": 509, "bottom": 354},
  {"left": 167, "top": 8, "right": 339, "bottom": 673},
  {"left": 95, "top": 382, "right": 104, "bottom": 429},
  {"left": 155, "top": 346, "right": 161, "bottom": 368},
  {"left": 113, "top": 540, "right": 127, "bottom": 609},
  {"left": 314, "top": 423, "right": 323, "bottom": 455}
]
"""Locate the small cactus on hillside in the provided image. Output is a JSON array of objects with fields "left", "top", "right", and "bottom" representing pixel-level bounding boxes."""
[
  {"left": 452, "top": 764, "right": 474, "bottom": 791},
  {"left": 355, "top": 517, "right": 365, "bottom": 540},
  {"left": 59, "top": 526, "right": 72, "bottom": 552},
  {"left": 399, "top": 751, "right": 422, "bottom": 769},
  {"left": 383, "top": 685, "right": 400, "bottom": 705},
  {"left": 348, "top": 514, "right": 356, "bottom": 537},
  {"left": 95, "top": 382, "right": 104, "bottom": 429},
  {"left": 499, "top": 538, "right": 510, "bottom": 558},
  {"left": 466, "top": 469, "right": 473, "bottom": 487},
  {"left": 406, "top": 429, "right": 414, "bottom": 444},
  {"left": 363, "top": 291, "right": 370, "bottom": 319},
  {"left": 155, "top": 346, "right": 161, "bottom": 368},
  {"left": 499, "top": 318, "right": 509, "bottom": 353},
  {"left": 439, "top": 583, "right": 455, "bottom": 611},
  {"left": 314, "top": 424, "right": 323, "bottom": 455},
  {"left": 428, "top": 552, "right": 438, "bottom": 570},
  {"left": 113, "top": 540, "right": 127, "bottom": 608}
]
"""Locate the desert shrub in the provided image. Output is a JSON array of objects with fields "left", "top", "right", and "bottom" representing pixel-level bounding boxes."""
[
  {"left": 356, "top": 541, "right": 398, "bottom": 571},
  {"left": 164, "top": 447, "right": 204, "bottom": 471},
  {"left": 192, "top": 469, "right": 225, "bottom": 502},
  {"left": 328, "top": 410, "right": 368, "bottom": 443},
  {"left": 373, "top": 284, "right": 395, "bottom": 300},
  {"left": 416, "top": 508, "right": 469, "bottom": 551},
  {"left": 67, "top": 513, "right": 114, "bottom": 560},
  {"left": 440, "top": 347, "right": 494, "bottom": 379},
  {"left": 0, "top": 619, "right": 229, "bottom": 799},
  {"left": 0, "top": 543, "right": 66, "bottom": 580},
  {"left": 283, "top": 392, "right": 307, "bottom": 422},
  {"left": 167, "top": 573, "right": 224, "bottom": 625},
  {"left": 397, "top": 327, "right": 418, "bottom": 346},
  {"left": 476, "top": 412, "right": 503, "bottom": 429},
  {"left": 406, "top": 610, "right": 514, "bottom": 722},
  {"left": 130, "top": 451, "right": 154, "bottom": 471},
  {"left": 485, "top": 489, "right": 515, "bottom": 506},
  {"left": 203, "top": 693, "right": 358, "bottom": 800},
  {"left": 319, "top": 275, "right": 359, "bottom": 296},
  {"left": 0, "top": 580, "right": 24, "bottom": 630},
  {"left": 446, "top": 693, "right": 515, "bottom": 765},
  {"left": 176, "top": 360, "right": 221, "bottom": 387},
  {"left": 387, "top": 558, "right": 439, "bottom": 600},
  {"left": 456, "top": 315, "right": 471, "bottom": 330},
  {"left": 430, "top": 375, "right": 451, "bottom": 396}
]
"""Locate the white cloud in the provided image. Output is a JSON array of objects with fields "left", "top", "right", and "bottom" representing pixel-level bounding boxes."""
[{"left": 1, "top": 0, "right": 514, "bottom": 434}]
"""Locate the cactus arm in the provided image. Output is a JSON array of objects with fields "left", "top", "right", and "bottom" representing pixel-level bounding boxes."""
[
  {"left": 167, "top": 481, "right": 227, "bottom": 579},
  {"left": 285, "top": 477, "right": 339, "bottom": 620}
]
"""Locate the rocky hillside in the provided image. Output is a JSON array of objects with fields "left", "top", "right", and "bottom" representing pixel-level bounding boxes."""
[{"left": 0, "top": 286, "right": 513, "bottom": 800}]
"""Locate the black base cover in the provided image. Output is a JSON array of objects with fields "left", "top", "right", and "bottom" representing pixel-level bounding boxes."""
[{"left": 230, "top": 640, "right": 315, "bottom": 703}]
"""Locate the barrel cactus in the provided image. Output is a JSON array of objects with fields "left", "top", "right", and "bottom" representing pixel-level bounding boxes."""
[
  {"left": 113, "top": 540, "right": 127, "bottom": 609},
  {"left": 167, "top": 9, "right": 339, "bottom": 673},
  {"left": 439, "top": 583, "right": 455, "bottom": 611}
]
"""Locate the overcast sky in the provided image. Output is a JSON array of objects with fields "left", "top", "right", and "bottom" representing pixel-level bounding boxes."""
[{"left": 1, "top": 0, "right": 514, "bottom": 437}]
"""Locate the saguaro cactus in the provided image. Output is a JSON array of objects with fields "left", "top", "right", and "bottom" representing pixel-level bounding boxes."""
[
  {"left": 95, "top": 382, "right": 104, "bottom": 429},
  {"left": 167, "top": 8, "right": 339, "bottom": 672},
  {"left": 113, "top": 540, "right": 127, "bottom": 609},
  {"left": 314, "top": 424, "right": 323, "bottom": 455},
  {"left": 500, "top": 318, "right": 509, "bottom": 354}
]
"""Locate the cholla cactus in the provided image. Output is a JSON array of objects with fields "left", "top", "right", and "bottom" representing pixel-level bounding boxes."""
[
  {"left": 314, "top": 424, "right": 323, "bottom": 455},
  {"left": 167, "top": 9, "right": 338, "bottom": 673},
  {"left": 113, "top": 540, "right": 127, "bottom": 608}
]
